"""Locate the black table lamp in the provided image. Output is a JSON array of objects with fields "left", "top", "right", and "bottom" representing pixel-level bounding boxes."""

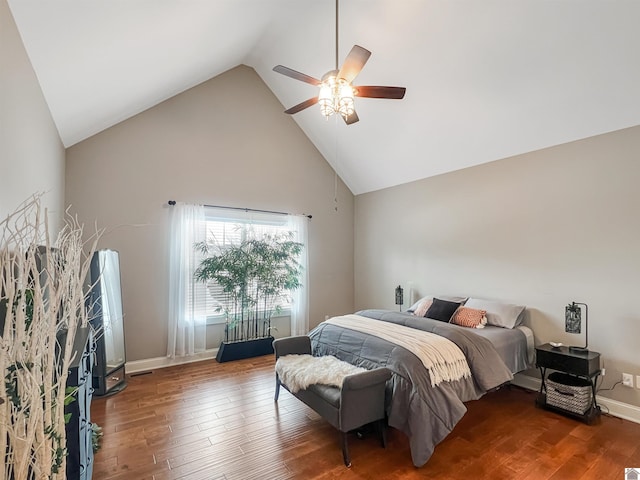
[
  {"left": 395, "top": 285, "right": 404, "bottom": 311},
  {"left": 565, "top": 302, "right": 588, "bottom": 352}
]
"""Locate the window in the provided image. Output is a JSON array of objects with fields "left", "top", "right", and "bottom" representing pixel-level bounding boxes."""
[
  {"left": 198, "top": 209, "right": 296, "bottom": 324},
  {"left": 168, "top": 203, "right": 309, "bottom": 358}
]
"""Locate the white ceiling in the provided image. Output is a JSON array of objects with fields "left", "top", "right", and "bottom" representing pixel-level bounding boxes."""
[{"left": 8, "top": 0, "right": 640, "bottom": 194}]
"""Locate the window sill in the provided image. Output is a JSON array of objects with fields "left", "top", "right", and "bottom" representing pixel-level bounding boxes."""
[{"left": 206, "top": 311, "right": 291, "bottom": 326}]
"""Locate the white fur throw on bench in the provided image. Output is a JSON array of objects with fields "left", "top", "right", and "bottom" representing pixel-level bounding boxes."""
[{"left": 275, "top": 354, "right": 366, "bottom": 393}]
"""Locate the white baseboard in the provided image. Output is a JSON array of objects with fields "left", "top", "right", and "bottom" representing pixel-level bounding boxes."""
[
  {"left": 512, "top": 373, "right": 640, "bottom": 425},
  {"left": 125, "top": 348, "right": 219, "bottom": 374}
]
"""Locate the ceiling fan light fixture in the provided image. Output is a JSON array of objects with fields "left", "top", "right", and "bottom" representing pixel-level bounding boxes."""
[
  {"left": 318, "top": 75, "right": 355, "bottom": 120},
  {"left": 319, "top": 80, "right": 336, "bottom": 118},
  {"left": 272, "top": 0, "right": 405, "bottom": 124},
  {"left": 337, "top": 81, "right": 355, "bottom": 118}
]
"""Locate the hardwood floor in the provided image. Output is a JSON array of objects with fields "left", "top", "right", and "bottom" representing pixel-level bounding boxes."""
[{"left": 91, "top": 355, "right": 640, "bottom": 480}]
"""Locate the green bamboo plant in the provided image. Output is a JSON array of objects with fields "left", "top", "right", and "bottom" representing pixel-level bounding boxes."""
[{"left": 194, "top": 231, "right": 303, "bottom": 343}]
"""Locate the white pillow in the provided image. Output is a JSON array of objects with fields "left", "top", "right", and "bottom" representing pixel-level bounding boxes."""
[{"left": 463, "top": 298, "right": 526, "bottom": 329}]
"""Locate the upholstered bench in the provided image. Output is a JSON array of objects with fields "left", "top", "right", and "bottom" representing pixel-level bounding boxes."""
[{"left": 273, "top": 335, "right": 391, "bottom": 467}]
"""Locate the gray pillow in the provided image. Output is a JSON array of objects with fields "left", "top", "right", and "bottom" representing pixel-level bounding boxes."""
[{"left": 463, "top": 298, "right": 526, "bottom": 329}]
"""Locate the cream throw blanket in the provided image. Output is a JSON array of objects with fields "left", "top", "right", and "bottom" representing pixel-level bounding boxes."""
[
  {"left": 276, "top": 354, "right": 366, "bottom": 393},
  {"left": 325, "top": 314, "right": 471, "bottom": 387}
]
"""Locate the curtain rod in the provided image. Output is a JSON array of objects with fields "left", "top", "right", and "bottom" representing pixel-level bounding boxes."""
[{"left": 167, "top": 200, "right": 312, "bottom": 219}]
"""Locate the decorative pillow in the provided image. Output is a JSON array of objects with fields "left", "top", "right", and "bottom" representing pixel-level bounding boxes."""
[
  {"left": 463, "top": 298, "right": 526, "bottom": 329},
  {"left": 407, "top": 296, "right": 432, "bottom": 313},
  {"left": 412, "top": 298, "right": 433, "bottom": 317},
  {"left": 407, "top": 295, "right": 467, "bottom": 312},
  {"left": 425, "top": 298, "right": 462, "bottom": 322},
  {"left": 451, "top": 307, "right": 487, "bottom": 328}
]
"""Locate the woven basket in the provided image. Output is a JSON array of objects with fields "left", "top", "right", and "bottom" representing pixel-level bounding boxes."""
[{"left": 546, "top": 372, "right": 592, "bottom": 415}]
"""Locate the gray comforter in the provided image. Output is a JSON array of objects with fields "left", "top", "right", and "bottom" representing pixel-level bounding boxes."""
[{"left": 308, "top": 309, "right": 514, "bottom": 467}]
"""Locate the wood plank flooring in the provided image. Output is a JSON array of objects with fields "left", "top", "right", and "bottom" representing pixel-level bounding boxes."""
[{"left": 91, "top": 355, "right": 640, "bottom": 480}]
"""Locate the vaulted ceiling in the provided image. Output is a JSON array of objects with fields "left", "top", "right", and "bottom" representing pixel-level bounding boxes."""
[{"left": 8, "top": 0, "right": 640, "bottom": 194}]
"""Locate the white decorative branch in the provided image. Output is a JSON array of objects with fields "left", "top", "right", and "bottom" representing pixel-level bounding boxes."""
[{"left": 0, "top": 194, "right": 100, "bottom": 479}]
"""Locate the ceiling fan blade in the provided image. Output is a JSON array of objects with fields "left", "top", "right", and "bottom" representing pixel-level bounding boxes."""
[
  {"left": 343, "top": 111, "right": 359, "bottom": 125},
  {"left": 284, "top": 97, "right": 319, "bottom": 115},
  {"left": 354, "top": 86, "right": 406, "bottom": 99},
  {"left": 338, "top": 45, "right": 371, "bottom": 83},
  {"left": 273, "top": 65, "right": 321, "bottom": 86}
]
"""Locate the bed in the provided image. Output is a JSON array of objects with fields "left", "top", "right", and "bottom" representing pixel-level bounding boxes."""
[{"left": 307, "top": 301, "right": 534, "bottom": 467}]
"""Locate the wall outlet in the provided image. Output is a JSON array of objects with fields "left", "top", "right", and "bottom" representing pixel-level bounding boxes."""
[
  {"left": 601, "top": 368, "right": 606, "bottom": 376},
  {"left": 622, "top": 373, "right": 634, "bottom": 387},
  {"left": 636, "top": 375, "right": 640, "bottom": 389}
]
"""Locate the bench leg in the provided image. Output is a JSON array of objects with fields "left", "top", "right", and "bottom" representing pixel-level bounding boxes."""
[
  {"left": 274, "top": 375, "right": 281, "bottom": 402},
  {"left": 377, "top": 419, "right": 387, "bottom": 448},
  {"left": 340, "top": 432, "right": 351, "bottom": 467}
]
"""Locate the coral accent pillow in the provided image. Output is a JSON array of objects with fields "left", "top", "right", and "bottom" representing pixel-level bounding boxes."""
[
  {"left": 412, "top": 298, "right": 433, "bottom": 317},
  {"left": 451, "top": 306, "right": 487, "bottom": 328}
]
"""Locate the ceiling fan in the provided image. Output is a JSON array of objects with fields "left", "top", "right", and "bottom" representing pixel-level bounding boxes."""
[{"left": 272, "top": 0, "right": 406, "bottom": 125}]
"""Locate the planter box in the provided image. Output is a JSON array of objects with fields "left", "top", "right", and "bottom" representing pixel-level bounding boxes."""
[{"left": 216, "top": 336, "right": 275, "bottom": 363}]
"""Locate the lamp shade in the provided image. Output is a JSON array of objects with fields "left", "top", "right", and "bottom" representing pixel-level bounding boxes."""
[
  {"left": 565, "top": 303, "right": 581, "bottom": 334},
  {"left": 395, "top": 285, "right": 403, "bottom": 310},
  {"left": 318, "top": 83, "right": 334, "bottom": 117},
  {"left": 565, "top": 302, "right": 588, "bottom": 352}
]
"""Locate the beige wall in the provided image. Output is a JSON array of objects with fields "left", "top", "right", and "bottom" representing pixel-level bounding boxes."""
[
  {"left": 355, "top": 125, "right": 640, "bottom": 407},
  {"left": 66, "top": 65, "right": 354, "bottom": 362},
  {"left": 0, "top": 0, "right": 65, "bottom": 234}
]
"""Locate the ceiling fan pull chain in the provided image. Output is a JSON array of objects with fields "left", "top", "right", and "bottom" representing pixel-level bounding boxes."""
[
  {"left": 334, "top": 116, "right": 339, "bottom": 212},
  {"left": 334, "top": 171, "right": 339, "bottom": 213},
  {"left": 335, "top": 0, "right": 339, "bottom": 70}
]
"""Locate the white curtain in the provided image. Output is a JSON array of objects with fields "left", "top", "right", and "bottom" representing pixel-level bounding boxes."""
[
  {"left": 167, "top": 203, "right": 207, "bottom": 358},
  {"left": 287, "top": 215, "right": 309, "bottom": 336}
]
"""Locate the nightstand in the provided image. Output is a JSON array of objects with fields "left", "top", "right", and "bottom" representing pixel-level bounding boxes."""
[{"left": 535, "top": 343, "right": 601, "bottom": 424}]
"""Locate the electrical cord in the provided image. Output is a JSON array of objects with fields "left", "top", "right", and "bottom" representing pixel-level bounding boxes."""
[
  {"left": 594, "top": 361, "right": 624, "bottom": 416},
  {"left": 597, "top": 380, "right": 622, "bottom": 392},
  {"left": 596, "top": 359, "right": 623, "bottom": 393}
]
